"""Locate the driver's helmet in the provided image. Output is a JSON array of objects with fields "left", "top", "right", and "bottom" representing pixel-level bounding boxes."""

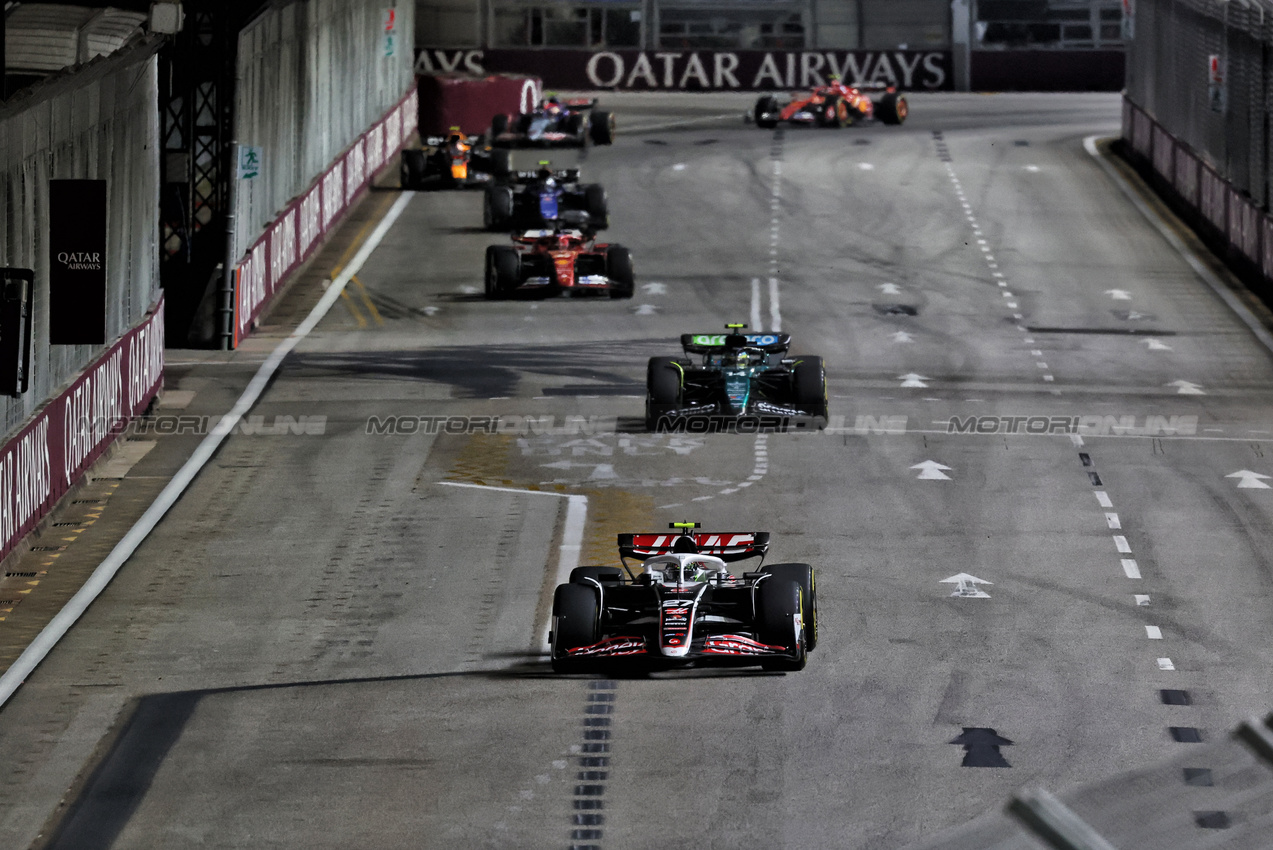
[
  {"left": 828, "top": 73, "right": 841, "bottom": 85},
  {"left": 543, "top": 93, "right": 563, "bottom": 115},
  {"left": 735, "top": 350, "right": 752, "bottom": 368},
  {"left": 660, "top": 559, "right": 708, "bottom": 585}
]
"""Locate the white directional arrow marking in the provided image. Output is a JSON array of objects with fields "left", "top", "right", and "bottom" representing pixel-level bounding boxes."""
[
  {"left": 1227, "top": 470, "right": 1272, "bottom": 489},
  {"left": 911, "top": 460, "right": 952, "bottom": 480},
  {"left": 877, "top": 283, "right": 903, "bottom": 295},
  {"left": 899, "top": 373, "right": 929, "bottom": 388},
  {"left": 642, "top": 282, "right": 667, "bottom": 295},
  {"left": 634, "top": 304, "right": 658, "bottom": 315},
  {"left": 422, "top": 306, "right": 440, "bottom": 316},
  {"left": 890, "top": 331, "right": 914, "bottom": 343},
  {"left": 857, "top": 162, "right": 875, "bottom": 170},
  {"left": 460, "top": 285, "right": 479, "bottom": 294},
  {"left": 1105, "top": 289, "right": 1132, "bottom": 300},
  {"left": 1142, "top": 338, "right": 1172, "bottom": 351},
  {"left": 1168, "top": 380, "right": 1206, "bottom": 395},
  {"left": 1125, "top": 311, "right": 1149, "bottom": 320},
  {"left": 940, "top": 573, "right": 992, "bottom": 598}
]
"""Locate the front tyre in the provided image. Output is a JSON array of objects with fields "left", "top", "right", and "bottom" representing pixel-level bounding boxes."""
[
  {"left": 485, "top": 245, "right": 521, "bottom": 298},
  {"left": 646, "top": 356, "right": 682, "bottom": 431},
  {"left": 754, "top": 95, "right": 779, "bottom": 129},
  {"left": 876, "top": 92, "right": 908, "bottom": 125},
  {"left": 606, "top": 245, "right": 634, "bottom": 299},
  {"left": 551, "top": 583, "right": 600, "bottom": 672},
  {"left": 483, "top": 186, "right": 513, "bottom": 231},
  {"left": 589, "top": 110, "right": 615, "bottom": 145},
  {"left": 757, "top": 578, "right": 807, "bottom": 672},
  {"left": 400, "top": 149, "right": 426, "bottom": 189},
  {"left": 792, "top": 355, "right": 828, "bottom": 420},
  {"left": 762, "top": 564, "right": 817, "bottom": 651}
]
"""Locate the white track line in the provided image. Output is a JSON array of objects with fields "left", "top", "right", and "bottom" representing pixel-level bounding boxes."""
[
  {"left": 0, "top": 192, "right": 415, "bottom": 710},
  {"left": 438, "top": 481, "right": 587, "bottom": 649},
  {"left": 1084, "top": 135, "right": 1273, "bottom": 355}
]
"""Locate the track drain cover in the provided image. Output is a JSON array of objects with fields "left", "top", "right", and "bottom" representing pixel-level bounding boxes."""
[{"left": 873, "top": 304, "right": 918, "bottom": 316}]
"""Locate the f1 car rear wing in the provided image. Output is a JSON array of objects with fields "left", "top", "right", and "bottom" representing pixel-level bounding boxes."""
[
  {"left": 510, "top": 167, "right": 581, "bottom": 183},
  {"left": 618, "top": 532, "right": 771, "bottom": 563},
  {"left": 562, "top": 97, "right": 599, "bottom": 109},
  {"left": 680, "top": 333, "right": 791, "bottom": 355}
]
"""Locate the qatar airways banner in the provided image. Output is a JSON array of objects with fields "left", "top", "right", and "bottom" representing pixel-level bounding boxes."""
[
  {"left": 0, "top": 297, "right": 163, "bottom": 562},
  {"left": 233, "top": 84, "right": 419, "bottom": 347},
  {"left": 416, "top": 48, "right": 953, "bottom": 92}
]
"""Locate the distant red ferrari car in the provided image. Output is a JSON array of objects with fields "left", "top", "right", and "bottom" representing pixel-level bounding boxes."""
[
  {"left": 484, "top": 228, "right": 634, "bottom": 299},
  {"left": 753, "top": 78, "right": 907, "bottom": 128}
]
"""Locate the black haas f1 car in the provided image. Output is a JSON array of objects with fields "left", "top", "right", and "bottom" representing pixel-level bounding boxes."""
[
  {"left": 753, "top": 77, "right": 907, "bottom": 128},
  {"left": 485, "top": 227, "right": 634, "bottom": 299},
  {"left": 400, "top": 128, "right": 511, "bottom": 189},
  {"left": 490, "top": 94, "right": 615, "bottom": 148},
  {"left": 483, "top": 162, "right": 609, "bottom": 232},
  {"left": 646, "top": 324, "right": 828, "bottom": 430},
  {"left": 550, "top": 523, "right": 817, "bottom": 672}
]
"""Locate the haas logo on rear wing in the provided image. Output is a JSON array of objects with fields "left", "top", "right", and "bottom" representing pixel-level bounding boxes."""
[{"left": 618, "top": 532, "right": 771, "bottom": 562}]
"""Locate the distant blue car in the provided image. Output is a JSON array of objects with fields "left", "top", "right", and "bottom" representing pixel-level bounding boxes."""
[
  {"left": 489, "top": 95, "right": 615, "bottom": 148},
  {"left": 482, "top": 163, "right": 609, "bottom": 232}
]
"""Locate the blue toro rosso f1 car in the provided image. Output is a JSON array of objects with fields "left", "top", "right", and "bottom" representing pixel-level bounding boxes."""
[{"left": 550, "top": 523, "right": 817, "bottom": 672}]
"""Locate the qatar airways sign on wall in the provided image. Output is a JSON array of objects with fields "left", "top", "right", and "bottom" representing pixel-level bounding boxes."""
[
  {"left": 416, "top": 48, "right": 953, "bottom": 91},
  {"left": 0, "top": 299, "right": 164, "bottom": 561}
]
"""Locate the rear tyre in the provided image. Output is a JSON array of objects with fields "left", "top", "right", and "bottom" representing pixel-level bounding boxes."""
[
  {"left": 485, "top": 245, "right": 520, "bottom": 298},
  {"left": 400, "top": 149, "right": 426, "bottom": 189},
  {"left": 605, "top": 245, "right": 634, "bottom": 299},
  {"left": 483, "top": 186, "right": 513, "bottom": 231},
  {"left": 754, "top": 95, "right": 779, "bottom": 129},
  {"left": 571, "top": 566, "right": 624, "bottom": 585},
  {"left": 762, "top": 564, "right": 817, "bottom": 651},
  {"left": 590, "top": 110, "right": 615, "bottom": 145},
  {"left": 877, "top": 92, "right": 908, "bottom": 126},
  {"left": 792, "top": 355, "right": 828, "bottom": 420},
  {"left": 583, "top": 184, "right": 609, "bottom": 229},
  {"left": 646, "top": 356, "right": 682, "bottom": 431},
  {"left": 551, "top": 583, "right": 599, "bottom": 672},
  {"left": 487, "top": 148, "right": 512, "bottom": 181},
  {"left": 757, "top": 579, "right": 807, "bottom": 671}
]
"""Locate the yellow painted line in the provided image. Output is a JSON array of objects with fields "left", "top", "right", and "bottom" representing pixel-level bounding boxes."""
[
  {"left": 350, "top": 275, "right": 384, "bottom": 326},
  {"left": 330, "top": 192, "right": 398, "bottom": 281},
  {"left": 340, "top": 289, "right": 368, "bottom": 328}
]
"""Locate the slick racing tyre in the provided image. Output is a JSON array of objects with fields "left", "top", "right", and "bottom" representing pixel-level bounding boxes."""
[
  {"left": 757, "top": 579, "right": 807, "bottom": 672},
  {"left": 822, "top": 96, "right": 851, "bottom": 128},
  {"left": 754, "top": 95, "right": 779, "bottom": 129},
  {"left": 571, "top": 566, "right": 624, "bottom": 585},
  {"left": 551, "top": 583, "right": 600, "bottom": 672},
  {"left": 485, "top": 245, "right": 521, "bottom": 298},
  {"left": 605, "top": 245, "right": 634, "bottom": 299},
  {"left": 761, "top": 564, "right": 817, "bottom": 651},
  {"left": 490, "top": 113, "right": 509, "bottom": 138},
  {"left": 487, "top": 148, "right": 513, "bottom": 181},
  {"left": 646, "top": 356, "right": 682, "bottom": 431},
  {"left": 400, "top": 149, "right": 426, "bottom": 189},
  {"left": 793, "top": 355, "right": 828, "bottom": 420},
  {"left": 583, "top": 184, "right": 609, "bottom": 230},
  {"left": 483, "top": 186, "right": 513, "bottom": 231},
  {"left": 590, "top": 110, "right": 615, "bottom": 145},
  {"left": 876, "top": 92, "right": 908, "bottom": 125}
]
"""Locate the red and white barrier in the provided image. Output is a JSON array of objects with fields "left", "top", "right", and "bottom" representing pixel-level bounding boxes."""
[
  {"left": 0, "top": 297, "right": 164, "bottom": 562},
  {"left": 232, "top": 85, "right": 419, "bottom": 347}
]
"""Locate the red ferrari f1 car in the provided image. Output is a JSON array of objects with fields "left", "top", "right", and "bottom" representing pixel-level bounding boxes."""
[
  {"left": 484, "top": 227, "right": 634, "bottom": 299},
  {"left": 753, "top": 77, "right": 907, "bottom": 128},
  {"left": 550, "top": 523, "right": 817, "bottom": 672}
]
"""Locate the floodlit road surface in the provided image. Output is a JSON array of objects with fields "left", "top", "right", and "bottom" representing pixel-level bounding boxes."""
[{"left": 3, "top": 92, "right": 1273, "bottom": 849}]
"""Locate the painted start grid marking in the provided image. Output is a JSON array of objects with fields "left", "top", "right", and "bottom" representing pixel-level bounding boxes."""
[
  {"left": 936, "top": 131, "right": 1056, "bottom": 391},
  {"left": 1073, "top": 441, "right": 1225, "bottom": 829},
  {"left": 567, "top": 679, "right": 617, "bottom": 849}
]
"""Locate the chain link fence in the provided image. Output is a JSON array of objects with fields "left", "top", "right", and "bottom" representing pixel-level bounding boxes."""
[
  {"left": 1122, "top": 0, "right": 1273, "bottom": 287},
  {"left": 0, "top": 38, "right": 163, "bottom": 437},
  {"left": 231, "top": 0, "right": 415, "bottom": 261}
]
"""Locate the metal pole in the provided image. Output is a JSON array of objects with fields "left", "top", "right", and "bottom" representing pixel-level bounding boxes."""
[{"left": 220, "top": 141, "right": 237, "bottom": 350}]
